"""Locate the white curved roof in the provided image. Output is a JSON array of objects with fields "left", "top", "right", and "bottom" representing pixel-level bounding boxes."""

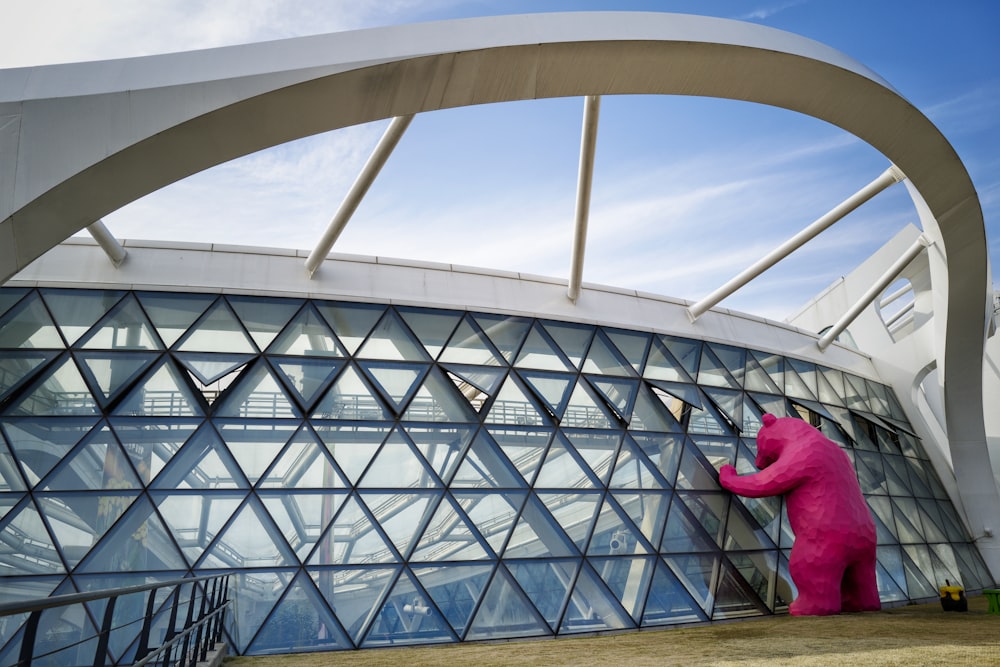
[{"left": 1, "top": 11, "right": 997, "bottom": 574}]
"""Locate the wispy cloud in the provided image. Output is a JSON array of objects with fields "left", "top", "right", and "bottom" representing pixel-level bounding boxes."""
[{"left": 737, "top": 0, "right": 809, "bottom": 21}]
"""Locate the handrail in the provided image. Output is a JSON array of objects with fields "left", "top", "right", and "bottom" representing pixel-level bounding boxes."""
[{"left": 0, "top": 573, "right": 232, "bottom": 667}]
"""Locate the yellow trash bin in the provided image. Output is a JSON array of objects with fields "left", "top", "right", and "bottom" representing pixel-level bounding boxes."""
[{"left": 939, "top": 580, "right": 967, "bottom": 612}]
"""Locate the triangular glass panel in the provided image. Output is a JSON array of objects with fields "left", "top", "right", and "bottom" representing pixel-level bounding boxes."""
[
  {"left": 259, "top": 425, "right": 349, "bottom": 489},
  {"left": 359, "top": 429, "right": 441, "bottom": 489},
  {"left": 269, "top": 357, "right": 344, "bottom": 412},
  {"left": 362, "top": 568, "right": 456, "bottom": 646},
  {"left": 111, "top": 358, "right": 203, "bottom": 417},
  {"left": 441, "top": 364, "right": 506, "bottom": 413},
  {"left": 708, "top": 344, "right": 745, "bottom": 387},
  {"left": 916, "top": 499, "right": 948, "bottom": 543},
  {"left": 266, "top": 303, "right": 345, "bottom": 356},
  {"left": 534, "top": 432, "right": 599, "bottom": 489},
  {"left": 867, "top": 380, "right": 892, "bottom": 417},
  {"left": 674, "top": 439, "right": 724, "bottom": 491},
  {"left": 928, "top": 543, "right": 962, "bottom": 587},
  {"left": 76, "top": 294, "right": 162, "bottom": 350},
  {"left": 396, "top": 307, "right": 463, "bottom": 360},
  {"left": 0, "top": 437, "right": 27, "bottom": 492},
  {"left": 0, "top": 290, "right": 65, "bottom": 349},
  {"left": 587, "top": 494, "right": 653, "bottom": 556},
  {"left": 466, "top": 565, "right": 550, "bottom": 640},
  {"left": 690, "top": 436, "right": 737, "bottom": 471},
  {"left": 816, "top": 368, "right": 846, "bottom": 407},
  {"left": 541, "top": 320, "right": 593, "bottom": 370},
  {"left": 439, "top": 315, "right": 505, "bottom": 366},
  {"left": 642, "top": 557, "right": 707, "bottom": 625},
  {"left": 402, "top": 366, "right": 478, "bottom": 423},
  {"left": 217, "top": 420, "right": 297, "bottom": 486},
  {"left": 741, "top": 397, "right": 765, "bottom": 436},
  {"left": 483, "top": 374, "right": 549, "bottom": 426},
  {"left": 506, "top": 559, "right": 577, "bottom": 632},
  {"left": 610, "top": 490, "right": 672, "bottom": 548},
  {"left": 75, "top": 351, "right": 160, "bottom": 408},
  {"left": 76, "top": 495, "right": 186, "bottom": 572},
  {"left": 308, "top": 495, "right": 397, "bottom": 565},
  {"left": 39, "top": 423, "right": 140, "bottom": 491},
  {"left": 175, "top": 299, "right": 256, "bottom": 353},
  {"left": 311, "top": 363, "right": 390, "bottom": 421},
  {"left": 42, "top": 289, "right": 126, "bottom": 349},
  {"left": 358, "top": 361, "right": 429, "bottom": 415},
  {"left": 410, "top": 493, "right": 491, "bottom": 561},
  {"left": 199, "top": 495, "right": 297, "bottom": 568},
  {"left": 451, "top": 490, "right": 526, "bottom": 555},
  {"left": 355, "top": 309, "right": 429, "bottom": 361},
  {"left": 134, "top": 292, "right": 215, "bottom": 348},
  {"left": 504, "top": 493, "right": 578, "bottom": 558},
  {"left": 560, "top": 380, "right": 615, "bottom": 429},
  {"left": 604, "top": 329, "right": 650, "bottom": 375},
  {"left": 449, "top": 429, "right": 524, "bottom": 489},
  {"left": 900, "top": 545, "right": 937, "bottom": 599},
  {"left": 0, "top": 497, "right": 65, "bottom": 574},
  {"left": 226, "top": 295, "right": 304, "bottom": 354},
  {"left": 2, "top": 417, "right": 100, "bottom": 487},
  {"left": 643, "top": 337, "right": 693, "bottom": 383},
  {"left": 513, "top": 323, "right": 573, "bottom": 371},
  {"left": 697, "top": 345, "right": 739, "bottom": 389},
  {"left": 108, "top": 418, "right": 200, "bottom": 485},
  {"left": 713, "top": 555, "right": 769, "bottom": 619},
  {"left": 609, "top": 437, "right": 668, "bottom": 489},
  {"left": 314, "top": 301, "right": 385, "bottom": 355},
  {"left": 488, "top": 426, "right": 553, "bottom": 486},
  {"left": 518, "top": 370, "right": 576, "bottom": 419},
  {"left": 687, "top": 399, "right": 734, "bottom": 436},
  {"left": 628, "top": 433, "right": 683, "bottom": 487},
  {"left": 560, "top": 561, "right": 634, "bottom": 633},
  {"left": 0, "top": 350, "right": 59, "bottom": 402},
  {"left": 589, "top": 555, "right": 656, "bottom": 622},
  {"left": 855, "top": 450, "right": 888, "bottom": 495},
  {"left": 308, "top": 566, "right": 396, "bottom": 645},
  {"left": 0, "top": 574, "right": 64, "bottom": 651},
  {"left": 471, "top": 313, "right": 531, "bottom": 364},
  {"left": 748, "top": 392, "right": 789, "bottom": 419},
  {"left": 223, "top": 570, "right": 295, "bottom": 653},
  {"left": 3, "top": 355, "right": 99, "bottom": 416},
  {"left": 312, "top": 423, "right": 391, "bottom": 485},
  {"left": 866, "top": 495, "right": 900, "bottom": 544},
  {"left": 361, "top": 491, "right": 440, "bottom": 562},
  {"left": 844, "top": 373, "right": 872, "bottom": 411},
  {"left": 261, "top": 490, "right": 347, "bottom": 562},
  {"left": 783, "top": 363, "right": 817, "bottom": 401},
  {"left": 582, "top": 330, "right": 636, "bottom": 377},
  {"left": 411, "top": 563, "right": 492, "bottom": 639},
  {"left": 665, "top": 553, "right": 720, "bottom": 612},
  {"left": 702, "top": 388, "right": 743, "bottom": 433},
  {"left": 751, "top": 351, "right": 785, "bottom": 392},
  {"left": 646, "top": 379, "right": 703, "bottom": 409},
  {"left": 405, "top": 424, "right": 477, "bottom": 485},
  {"left": 0, "top": 286, "right": 30, "bottom": 319},
  {"left": 875, "top": 555, "right": 908, "bottom": 602},
  {"left": 677, "top": 491, "right": 729, "bottom": 547},
  {"left": 743, "top": 353, "right": 782, "bottom": 394},
  {"left": 214, "top": 361, "right": 299, "bottom": 418},
  {"left": 562, "top": 430, "right": 619, "bottom": 485},
  {"left": 723, "top": 500, "right": 777, "bottom": 551},
  {"left": 585, "top": 376, "right": 639, "bottom": 423},
  {"left": 883, "top": 455, "right": 914, "bottom": 496},
  {"left": 631, "top": 384, "right": 685, "bottom": 433},
  {"left": 151, "top": 423, "right": 249, "bottom": 489},
  {"left": 152, "top": 491, "right": 243, "bottom": 566},
  {"left": 248, "top": 570, "right": 350, "bottom": 653},
  {"left": 536, "top": 491, "right": 601, "bottom": 553},
  {"left": 890, "top": 497, "right": 926, "bottom": 543}
]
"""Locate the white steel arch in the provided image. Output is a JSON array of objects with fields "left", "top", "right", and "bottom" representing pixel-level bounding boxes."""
[{"left": 0, "top": 11, "right": 996, "bottom": 575}]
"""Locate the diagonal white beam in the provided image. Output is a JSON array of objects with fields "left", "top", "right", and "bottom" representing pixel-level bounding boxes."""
[
  {"left": 817, "top": 234, "right": 930, "bottom": 350},
  {"left": 567, "top": 95, "right": 601, "bottom": 303},
  {"left": 305, "top": 114, "right": 415, "bottom": 277},
  {"left": 687, "top": 164, "right": 906, "bottom": 321},
  {"left": 86, "top": 219, "right": 127, "bottom": 267}
]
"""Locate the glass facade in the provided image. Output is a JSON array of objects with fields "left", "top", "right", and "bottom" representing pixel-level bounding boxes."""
[{"left": 0, "top": 287, "right": 992, "bottom": 659}]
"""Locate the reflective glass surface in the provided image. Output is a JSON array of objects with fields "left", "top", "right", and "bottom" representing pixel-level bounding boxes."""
[{"left": 0, "top": 288, "right": 991, "bottom": 657}]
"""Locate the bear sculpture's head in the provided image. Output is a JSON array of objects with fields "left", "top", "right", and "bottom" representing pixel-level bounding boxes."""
[{"left": 755, "top": 413, "right": 824, "bottom": 469}]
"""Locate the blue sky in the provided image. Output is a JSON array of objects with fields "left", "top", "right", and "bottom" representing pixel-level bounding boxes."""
[{"left": 1, "top": 1, "right": 997, "bottom": 321}]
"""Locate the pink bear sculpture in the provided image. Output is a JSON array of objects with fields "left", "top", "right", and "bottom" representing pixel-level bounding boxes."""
[{"left": 719, "top": 413, "right": 880, "bottom": 616}]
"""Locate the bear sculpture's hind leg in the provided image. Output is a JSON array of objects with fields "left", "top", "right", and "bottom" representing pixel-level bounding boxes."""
[
  {"left": 840, "top": 556, "right": 881, "bottom": 612},
  {"left": 787, "top": 548, "right": 845, "bottom": 616}
]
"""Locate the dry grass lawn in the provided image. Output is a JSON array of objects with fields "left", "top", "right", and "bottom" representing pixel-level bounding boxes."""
[{"left": 224, "top": 594, "right": 999, "bottom": 667}]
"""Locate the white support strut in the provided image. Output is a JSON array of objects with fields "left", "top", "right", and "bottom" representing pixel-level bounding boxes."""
[
  {"left": 305, "top": 114, "right": 415, "bottom": 277},
  {"left": 568, "top": 95, "right": 601, "bottom": 303},
  {"left": 86, "top": 220, "right": 127, "bottom": 267},
  {"left": 686, "top": 165, "right": 906, "bottom": 321}
]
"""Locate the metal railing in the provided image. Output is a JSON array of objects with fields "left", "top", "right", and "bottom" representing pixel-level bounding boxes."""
[{"left": 0, "top": 573, "right": 230, "bottom": 667}]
